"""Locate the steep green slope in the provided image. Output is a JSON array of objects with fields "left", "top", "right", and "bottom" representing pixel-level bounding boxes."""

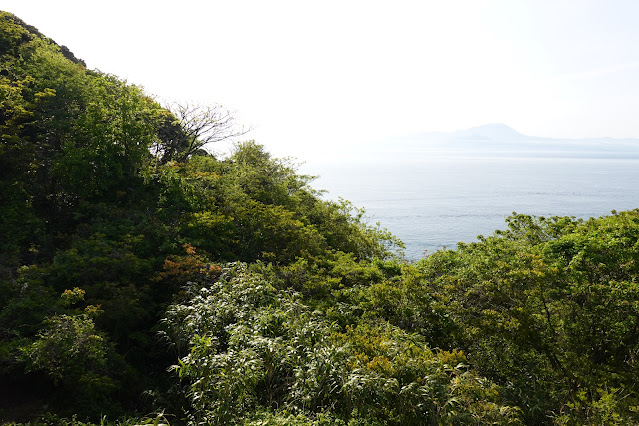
[
  {"left": 0, "top": 11, "right": 403, "bottom": 422},
  {"left": 3, "top": 11, "right": 639, "bottom": 426}
]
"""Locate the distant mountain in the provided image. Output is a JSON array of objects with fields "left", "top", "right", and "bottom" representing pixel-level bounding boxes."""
[
  {"left": 452, "top": 123, "right": 530, "bottom": 141},
  {"left": 361, "top": 124, "right": 639, "bottom": 161}
]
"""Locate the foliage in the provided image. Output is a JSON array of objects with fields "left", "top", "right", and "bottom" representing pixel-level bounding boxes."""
[
  {"left": 3, "top": 10, "right": 639, "bottom": 426},
  {"left": 164, "top": 263, "right": 520, "bottom": 425},
  {"left": 20, "top": 290, "right": 118, "bottom": 418},
  {"left": 418, "top": 212, "right": 639, "bottom": 423},
  {"left": 0, "top": 10, "right": 398, "bottom": 421}
]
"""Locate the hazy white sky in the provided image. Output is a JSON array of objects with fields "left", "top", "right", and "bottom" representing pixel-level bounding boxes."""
[{"left": 4, "top": 0, "right": 639, "bottom": 161}]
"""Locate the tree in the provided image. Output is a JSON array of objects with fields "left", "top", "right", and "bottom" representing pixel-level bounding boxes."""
[
  {"left": 164, "top": 263, "right": 522, "bottom": 425},
  {"left": 155, "top": 102, "right": 250, "bottom": 163},
  {"left": 21, "top": 289, "right": 117, "bottom": 417},
  {"left": 419, "top": 212, "right": 639, "bottom": 424}
]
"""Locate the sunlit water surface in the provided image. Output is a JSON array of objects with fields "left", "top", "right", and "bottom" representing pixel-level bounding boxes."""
[{"left": 305, "top": 156, "right": 639, "bottom": 260}]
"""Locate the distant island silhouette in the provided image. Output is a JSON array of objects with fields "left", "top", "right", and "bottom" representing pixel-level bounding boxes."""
[{"left": 366, "top": 124, "right": 639, "bottom": 160}]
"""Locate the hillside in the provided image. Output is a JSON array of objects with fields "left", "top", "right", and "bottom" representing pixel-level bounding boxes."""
[{"left": 2, "top": 11, "right": 639, "bottom": 425}]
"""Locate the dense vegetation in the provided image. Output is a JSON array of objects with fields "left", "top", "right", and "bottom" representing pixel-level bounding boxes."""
[{"left": 1, "top": 11, "right": 639, "bottom": 425}]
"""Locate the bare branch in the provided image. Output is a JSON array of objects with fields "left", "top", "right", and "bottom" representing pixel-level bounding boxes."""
[{"left": 156, "top": 101, "right": 251, "bottom": 162}]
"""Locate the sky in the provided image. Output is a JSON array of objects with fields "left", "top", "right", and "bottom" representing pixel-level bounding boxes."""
[{"left": 3, "top": 0, "right": 639, "bottom": 162}]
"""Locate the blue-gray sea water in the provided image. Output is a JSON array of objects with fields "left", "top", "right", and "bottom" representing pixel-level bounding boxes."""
[{"left": 306, "top": 156, "right": 639, "bottom": 260}]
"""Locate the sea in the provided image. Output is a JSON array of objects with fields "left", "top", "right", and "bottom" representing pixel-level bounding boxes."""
[{"left": 304, "top": 155, "right": 639, "bottom": 260}]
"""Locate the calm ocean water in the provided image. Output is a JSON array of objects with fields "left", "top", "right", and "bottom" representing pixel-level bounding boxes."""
[{"left": 305, "top": 156, "right": 639, "bottom": 260}]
